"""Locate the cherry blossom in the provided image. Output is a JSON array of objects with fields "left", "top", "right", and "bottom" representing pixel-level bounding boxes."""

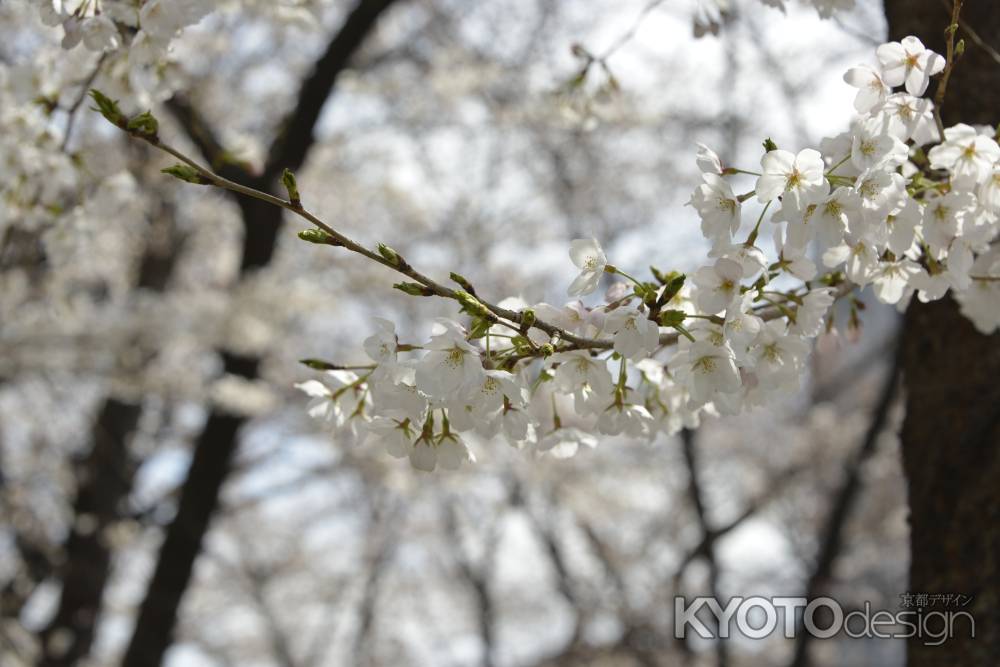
[
  {"left": 37, "top": 19, "right": 996, "bottom": 477},
  {"left": 876, "top": 36, "right": 945, "bottom": 96},
  {"left": 414, "top": 320, "right": 485, "bottom": 399},
  {"left": 843, "top": 65, "right": 889, "bottom": 113},
  {"left": 605, "top": 306, "right": 660, "bottom": 360},
  {"left": 567, "top": 237, "right": 608, "bottom": 296},
  {"left": 927, "top": 124, "right": 1000, "bottom": 191},
  {"left": 689, "top": 173, "right": 742, "bottom": 246},
  {"left": 673, "top": 341, "right": 742, "bottom": 404},
  {"left": 756, "top": 148, "right": 827, "bottom": 206},
  {"left": 692, "top": 258, "right": 743, "bottom": 314}
]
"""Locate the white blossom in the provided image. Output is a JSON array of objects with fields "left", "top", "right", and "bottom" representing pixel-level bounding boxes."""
[
  {"left": 414, "top": 320, "right": 485, "bottom": 400},
  {"left": 876, "top": 36, "right": 945, "bottom": 96},
  {"left": 364, "top": 317, "right": 398, "bottom": 363},
  {"left": 672, "top": 341, "right": 742, "bottom": 404},
  {"left": 692, "top": 258, "right": 743, "bottom": 315},
  {"left": 927, "top": 124, "right": 1000, "bottom": 191},
  {"left": 567, "top": 237, "right": 608, "bottom": 296},
  {"left": 843, "top": 65, "right": 889, "bottom": 113},
  {"left": 756, "top": 148, "right": 828, "bottom": 206},
  {"left": 871, "top": 259, "right": 921, "bottom": 304},
  {"left": 605, "top": 306, "right": 660, "bottom": 360},
  {"left": 689, "top": 173, "right": 742, "bottom": 245}
]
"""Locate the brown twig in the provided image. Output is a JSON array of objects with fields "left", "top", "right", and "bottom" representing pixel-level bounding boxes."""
[
  {"left": 61, "top": 53, "right": 108, "bottom": 152},
  {"left": 932, "top": 0, "right": 965, "bottom": 137}
]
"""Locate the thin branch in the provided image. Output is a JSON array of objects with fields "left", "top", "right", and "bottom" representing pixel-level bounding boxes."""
[
  {"left": 164, "top": 95, "right": 253, "bottom": 184},
  {"left": 671, "top": 460, "right": 806, "bottom": 578},
  {"left": 118, "top": 128, "right": 856, "bottom": 360},
  {"left": 134, "top": 134, "right": 627, "bottom": 352},
  {"left": 61, "top": 54, "right": 108, "bottom": 152},
  {"left": 445, "top": 495, "right": 499, "bottom": 667},
  {"left": 597, "top": 0, "right": 667, "bottom": 62},
  {"left": 679, "top": 428, "right": 728, "bottom": 667},
  {"left": 240, "top": 563, "right": 300, "bottom": 667},
  {"left": 349, "top": 494, "right": 402, "bottom": 667},
  {"left": 932, "top": 0, "right": 965, "bottom": 137},
  {"left": 788, "top": 342, "right": 902, "bottom": 667}
]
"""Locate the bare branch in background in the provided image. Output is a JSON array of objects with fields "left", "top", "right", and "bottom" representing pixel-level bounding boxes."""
[
  {"left": 445, "top": 492, "right": 501, "bottom": 667},
  {"left": 789, "top": 341, "right": 902, "bottom": 667},
  {"left": 679, "top": 428, "right": 728, "bottom": 667},
  {"left": 351, "top": 494, "right": 404, "bottom": 667}
]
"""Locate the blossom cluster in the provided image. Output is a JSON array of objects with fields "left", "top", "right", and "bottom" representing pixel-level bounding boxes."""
[
  {"left": 33, "top": 0, "right": 212, "bottom": 100},
  {"left": 297, "top": 33, "right": 1000, "bottom": 471},
  {"left": 39, "top": 0, "right": 210, "bottom": 53}
]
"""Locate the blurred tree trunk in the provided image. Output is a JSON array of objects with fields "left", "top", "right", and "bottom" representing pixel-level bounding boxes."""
[{"left": 883, "top": 1, "right": 1000, "bottom": 664}]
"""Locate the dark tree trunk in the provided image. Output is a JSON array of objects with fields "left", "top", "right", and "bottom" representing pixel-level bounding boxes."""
[
  {"left": 883, "top": 1, "right": 1000, "bottom": 664},
  {"left": 120, "top": 410, "right": 244, "bottom": 667},
  {"left": 38, "top": 399, "right": 141, "bottom": 666}
]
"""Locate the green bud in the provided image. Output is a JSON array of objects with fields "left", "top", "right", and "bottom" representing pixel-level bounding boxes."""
[
  {"left": 299, "top": 358, "right": 339, "bottom": 370},
  {"left": 455, "top": 290, "right": 492, "bottom": 318},
  {"left": 126, "top": 111, "right": 159, "bottom": 138},
  {"left": 298, "top": 228, "right": 335, "bottom": 245},
  {"left": 520, "top": 308, "right": 536, "bottom": 330},
  {"left": 378, "top": 243, "right": 403, "bottom": 266},
  {"left": 539, "top": 344, "right": 555, "bottom": 357},
  {"left": 650, "top": 266, "right": 669, "bottom": 284},
  {"left": 762, "top": 137, "right": 778, "bottom": 153},
  {"left": 394, "top": 282, "right": 434, "bottom": 297},
  {"left": 955, "top": 38, "right": 965, "bottom": 58},
  {"left": 161, "top": 164, "right": 211, "bottom": 185},
  {"left": 449, "top": 272, "right": 476, "bottom": 295},
  {"left": 89, "top": 89, "right": 127, "bottom": 127},
  {"left": 660, "top": 273, "right": 686, "bottom": 304},
  {"left": 659, "top": 309, "right": 687, "bottom": 327},
  {"left": 281, "top": 168, "right": 300, "bottom": 206}
]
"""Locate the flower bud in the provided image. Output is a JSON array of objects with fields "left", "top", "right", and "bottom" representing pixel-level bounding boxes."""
[
  {"left": 282, "top": 169, "right": 300, "bottom": 207},
  {"left": 125, "top": 112, "right": 158, "bottom": 140},
  {"left": 299, "top": 358, "right": 339, "bottom": 370},
  {"left": 659, "top": 273, "right": 686, "bottom": 304},
  {"left": 298, "top": 228, "right": 335, "bottom": 245},
  {"left": 659, "top": 309, "right": 687, "bottom": 327},
  {"left": 89, "top": 89, "right": 127, "bottom": 127},
  {"left": 449, "top": 272, "right": 476, "bottom": 295},
  {"left": 455, "top": 290, "right": 491, "bottom": 318},
  {"left": 378, "top": 243, "right": 403, "bottom": 267},
  {"left": 161, "top": 164, "right": 211, "bottom": 185},
  {"left": 394, "top": 282, "right": 434, "bottom": 297}
]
